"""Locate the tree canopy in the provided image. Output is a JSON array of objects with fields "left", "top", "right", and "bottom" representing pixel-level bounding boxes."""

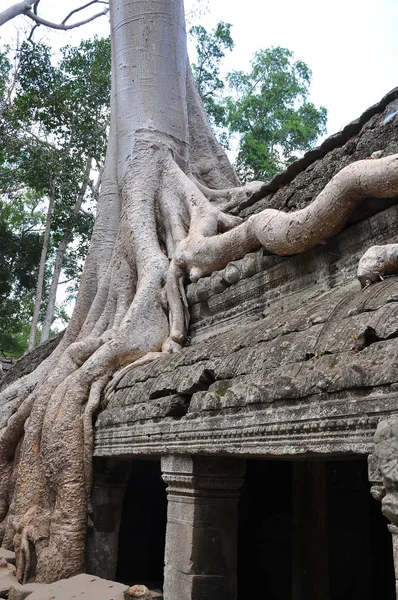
[
  {"left": 190, "top": 21, "right": 234, "bottom": 130},
  {"left": 190, "top": 25, "right": 327, "bottom": 181},
  {"left": 226, "top": 46, "right": 327, "bottom": 180},
  {"left": 0, "top": 197, "right": 42, "bottom": 357}
]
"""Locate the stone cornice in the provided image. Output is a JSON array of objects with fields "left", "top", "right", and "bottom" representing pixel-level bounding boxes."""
[{"left": 95, "top": 391, "right": 398, "bottom": 459}]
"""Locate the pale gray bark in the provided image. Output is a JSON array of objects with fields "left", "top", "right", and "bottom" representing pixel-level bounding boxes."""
[
  {"left": 0, "top": 0, "right": 35, "bottom": 27},
  {"left": 0, "top": 0, "right": 108, "bottom": 29},
  {"left": 357, "top": 243, "right": 398, "bottom": 286},
  {"left": 186, "top": 65, "right": 239, "bottom": 188},
  {"left": 40, "top": 157, "right": 93, "bottom": 344},
  {"left": 111, "top": 0, "right": 189, "bottom": 181},
  {"left": 28, "top": 184, "right": 55, "bottom": 351}
]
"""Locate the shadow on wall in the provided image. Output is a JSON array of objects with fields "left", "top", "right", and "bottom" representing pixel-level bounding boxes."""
[{"left": 116, "top": 459, "right": 167, "bottom": 591}]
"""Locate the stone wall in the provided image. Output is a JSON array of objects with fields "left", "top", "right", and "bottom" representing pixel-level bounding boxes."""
[
  {"left": 0, "top": 333, "right": 63, "bottom": 392},
  {"left": 95, "top": 87, "right": 398, "bottom": 460},
  {"left": 0, "top": 358, "right": 14, "bottom": 383}
]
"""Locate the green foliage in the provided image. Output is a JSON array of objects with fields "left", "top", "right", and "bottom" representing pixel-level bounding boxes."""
[
  {"left": 0, "top": 199, "right": 42, "bottom": 357},
  {"left": 190, "top": 24, "right": 327, "bottom": 181},
  {"left": 190, "top": 21, "right": 234, "bottom": 131},
  {"left": 7, "top": 36, "right": 111, "bottom": 203},
  {"left": 0, "top": 37, "right": 111, "bottom": 355},
  {"left": 225, "top": 46, "right": 327, "bottom": 181}
]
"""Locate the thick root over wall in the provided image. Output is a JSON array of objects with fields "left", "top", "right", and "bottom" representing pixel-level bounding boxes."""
[{"left": 0, "top": 141, "right": 398, "bottom": 583}]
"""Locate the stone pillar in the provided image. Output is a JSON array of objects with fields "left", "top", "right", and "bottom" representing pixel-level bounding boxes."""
[
  {"left": 161, "top": 455, "right": 245, "bottom": 600},
  {"left": 86, "top": 457, "right": 131, "bottom": 580}
]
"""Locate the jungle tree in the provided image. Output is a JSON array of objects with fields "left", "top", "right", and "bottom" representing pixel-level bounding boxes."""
[
  {"left": 225, "top": 46, "right": 328, "bottom": 181},
  {"left": 0, "top": 197, "right": 42, "bottom": 357},
  {"left": 190, "top": 21, "right": 233, "bottom": 130},
  {"left": 0, "top": 0, "right": 397, "bottom": 586},
  {"left": 0, "top": 38, "right": 111, "bottom": 350}
]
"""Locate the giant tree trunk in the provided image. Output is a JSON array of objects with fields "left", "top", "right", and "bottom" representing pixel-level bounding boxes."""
[{"left": 1, "top": 0, "right": 398, "bottom": 586}]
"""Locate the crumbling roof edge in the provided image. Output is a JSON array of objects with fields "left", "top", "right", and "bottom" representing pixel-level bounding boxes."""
[{"left": 236, "top": 86, "right": 398, "bottom": 213}]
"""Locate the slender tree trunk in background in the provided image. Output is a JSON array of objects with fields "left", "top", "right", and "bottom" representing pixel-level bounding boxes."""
[
  {"left": 28, "top": 183, "right": 55, "bottom": 351},
  {"left": 40, "top": 157, "right": 93, "bottom": 344},
  {"left": 0, "top": 0, "right": 398, "bottom": 586}
]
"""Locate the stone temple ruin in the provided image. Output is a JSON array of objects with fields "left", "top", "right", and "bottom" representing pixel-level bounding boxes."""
[{"left": 2, "top": 88, "right": 398, "bottom": 599}]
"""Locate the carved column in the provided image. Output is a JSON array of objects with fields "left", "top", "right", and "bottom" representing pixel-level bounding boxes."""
[
  {"left": 373, "top": 419, "right": 398, "bottom": 598},
  {"left": 161, "top": 455, "right": 245, "bottom": 600},
  {"left": 86, "top": 457, "right": 131, "bottom": 580}
]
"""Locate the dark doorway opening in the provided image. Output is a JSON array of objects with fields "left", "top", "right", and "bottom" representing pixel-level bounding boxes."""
[
  {"left": 238, "top": 458, "right": 395, "bottom": 600},
  {"left": 116, "top": 459, "right": 167, "bottom": 591}
]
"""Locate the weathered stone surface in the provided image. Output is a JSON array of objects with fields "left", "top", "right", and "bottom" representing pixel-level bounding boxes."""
[
  {"left": 0, "top": 552, "right": 18, "bottom": 598},
  {"left": 0, "top": 570, "right": 18, "bottom": 598},
  {"left": 161, "top": 456, "right": 244, "bottom": 600},
  {"left": 17, "top": 574, "right": 128, "bottom": 600},
  {"left": 0, "top": 357, "right": 14, "bottom": 379},
  {"left": 7, "top": 582, "right": 47, "bottom": 600},
  {"left": 125, "top": 584, "right": 152, "bottom": 599},
  {"left": 86, "top": 458, "right": 131, "bottom": 582},
  {"left": 374, "top": 418, "right": 398, "bottom": 526},
  {"left": 0, "top": 555, "right": 44, "bottom": 599},
  {"left": 96, "top": 237, "right": 398, "bottom": 458}
]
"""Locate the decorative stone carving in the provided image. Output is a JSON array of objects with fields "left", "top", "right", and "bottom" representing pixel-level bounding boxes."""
[{"left": 368, "top": 452, "right": 385, "bottom": 502}]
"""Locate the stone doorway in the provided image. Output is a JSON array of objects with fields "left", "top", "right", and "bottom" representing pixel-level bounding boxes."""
[
  {"left": 238, "top": 458, "right": 395, "bottom": 600},
  {"left": 116, "top": 458, "right": 167, "bottom": 591}
]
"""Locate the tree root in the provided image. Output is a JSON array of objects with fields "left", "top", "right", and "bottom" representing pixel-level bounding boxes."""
[
  {"left": 193, "top": 177, "right": 267, "bottom": 211},
  {"left": 83, "top": 376, "right": 109, "bottom": 523},
  {"left": 105, "top": 351, "right": 169, "bottom": 394},
  {"left": 167, "top": 153, "right": 398, "bottom": 343},
  {"left": 357, "top": 244, "right": 398, "bottom": 286}
]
